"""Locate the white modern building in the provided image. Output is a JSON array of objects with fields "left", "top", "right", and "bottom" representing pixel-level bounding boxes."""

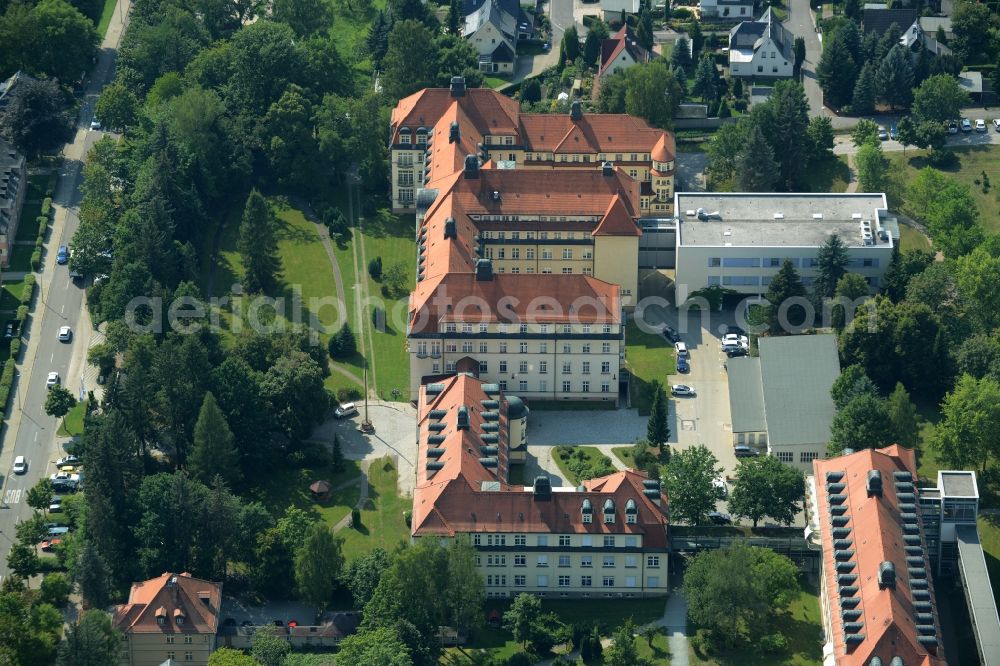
[
  {"left": 673, "top": 192, "right": 894, "bottom": 304},
  {"left": 700, "top": 0, "right": 755, "bottom": 19}
]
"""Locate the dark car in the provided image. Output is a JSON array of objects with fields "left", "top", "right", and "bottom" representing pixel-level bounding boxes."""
[
  {"left": 734, "top": 445, "right": 759, "bottom": 458},
  {"left": 708, "top": 511, "right": 732, "bottom": 525},
  {"left": 726, "top": 346, "right": 749, "bottom": 358},
  {"left": 56, "top": 245, "right": 69, "bottom": 264},
  {"left": 676, "top": 356, "right": 689, "bottom": 373},
  {"left": 726, "top": 325, "right": 746, "bottom": 336},
  {"left": 661, "top": 325, "right": 681, "bottom": 344}
]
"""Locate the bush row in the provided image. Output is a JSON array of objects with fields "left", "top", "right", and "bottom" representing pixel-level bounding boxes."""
[
  {"left": 0, "top": 359, "right": 15, "bottom": 410},
  {"left": 40, "top": 197, "right": 52, "bottom": 217}
]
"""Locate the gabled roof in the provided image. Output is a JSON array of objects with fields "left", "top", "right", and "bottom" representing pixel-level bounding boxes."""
[
  {"left": 726, "top": 355, "right": 766, "bottom": 433},
  {"left": 465, "top": 0, "right": 517, "bottom": 41},
  {"left": 598, "top": 25, "right": 652, "bottom": 77},
  {"left": 390, "top": 87, "right": 521, "bottom": 145},
  {"left": 729, "top": 8, "right": 793, "bottom": 59},
  {"left": 812, "top": 446, "right": 946, "bottom": 666},
  {"left": 862, "top": 7, "right": 917, "bottom": 35},
  {"left": 113, "top": 573, "right": 222, "bottom": 635}
]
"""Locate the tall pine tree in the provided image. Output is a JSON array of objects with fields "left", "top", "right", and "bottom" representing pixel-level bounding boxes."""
[
  {"left": 238, "top": 190, "right": 280, "bottom": 293},
  {"left": 188, "top": 392, "right": 242, "bottom": 488},
  {"left": 815, "top": 233, "right": 850, "bottom": 299},
  {"left": 737, "top": 125, "right": 779, "bottom": 192},
  {"left": 447, "top": 0, "right": 461, "bottom": 35},
  {"left": 647, "top": 381, "right": 670, "bottom": 447},
  {"left": 877, "top": 44, "right": 914, "bottom": 111},
  {"left": 765, "top": 259, "right": 807, "bottom": 334},
  {"left": 851, "top": 60, "right": 877, "bottom": 115}
]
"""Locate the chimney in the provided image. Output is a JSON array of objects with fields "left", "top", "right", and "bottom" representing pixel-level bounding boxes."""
[
  {"left": 866, "top": 469, "right": 883, "bottom": 497},
  {"left": 450, "top": 76, "right": 466, "bottom": 97},
  {"left": 475, "top": 258, "right": 494, "bottom": 281},
  {"left": 168, "top": 575, "right": 178, "bottom": 603},
  {"left": 602, "top": 161, "right": 614, "bottom": 177},
  {"left": 449, "top": 121, "right": 460, "bottom": 144},
  {"left": 533, "top": 476, "right": 552, "bottom": 501},
  {"left": 570, "top": 99, "right": 582, "bottom": 121},
  {"left": 464, "top": 154, "right": 479, "bottom": 179},
  {"left": 457, "top": 405, "right": 469, "bottom": 429},
  {"left": 443, "top": 216, "right": 457, "bottom": 240}
]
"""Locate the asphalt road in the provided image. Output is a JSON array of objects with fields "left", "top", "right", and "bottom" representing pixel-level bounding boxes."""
[{"left": 0, "top": 13, "right": 127, "bottom": 581}]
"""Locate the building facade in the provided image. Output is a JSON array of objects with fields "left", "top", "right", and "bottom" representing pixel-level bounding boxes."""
[
  {"left": 412, "top": 374, "right": 670, "bottom": 599},
  {"left": 700, "top": 0, "right": 755, "bottom": 19},
  {"left": 0, "top": 138, "right": 26, "bottom": 267},
  {"left": 113, "top": 573, "right": 222, "bottom": 666},
  {"left": 597, "top": 25, "right": 652, "bottom": 81},
  {"left": 389, "top": 80, "right": 676, "bottom": 216},
  {"left": 728, "top": 9, "right": 794, "bottom": 79}
]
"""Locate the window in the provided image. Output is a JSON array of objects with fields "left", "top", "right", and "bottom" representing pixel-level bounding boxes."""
[
  {"left": 647, "top": 555, "right": 660, "bottom": 568},
  {"left": 511, "top": 248, "right": 520, "bottom": 259},
  {"left": 539, "top": 362, "right": 548, "bottom": 374},
  {"left": 582, "top": 343, "right": 591, "bottom": 353},
  {"left": 708, "top": 257, "right": 721, "bottom": 267},
  {"left": 625, "top": 556, "right": 637, "bottom": 568},
  {"left": 542, "top": 250, "right": 552, "bottom": 260},
  {"left": 757, "top": 65, "right": 763, "bottom": 72},
  {"left": 604, "top": 512, "right": 615, "bottom": 524},
  {"left": 462, "top": 342, "right": 473, "bottom": 353},
  {"left": 184, "top": 636, "right": 193, "bottom": 644},
  {"left": 604, "top": 536, "right": 615, "bottom": 547},
  {"left": 562, "top": 249, "right": 572, "bottom": 260},
  {"left": 582, "top": 512, "right": 592, "bottom": 524},
  {"left": 626, "top": 513, "right": 637, "bottom": 524},
  {"left": 445, "top": 344, "right": 457, "bottom": 353},
  {"left": 625, "top": 577, "right": 637, "bottom": 588},
  {"left": 559, "top": 535, "right": 571, "bottom": 547},
  {"left": 602, "top": 343, "right": 611, "bottom": 354},
  {"left": 537, "top": 555, "right": 549, "bottom": 567},
  {"left": 581, "top": 555, "right": 592, "bottom": 568},
  {"left": 166, "top": 637, "right": 175, "bottom": 644},
  {"left": 776, "top": 451, "right": 793, "bottom": 463},
  {"left": 537, "top": 575, "right": 549, "bottom": 587},
  {"left": 581, "top": 576, "right": 592, "bottom": 587},
  {"left": 603, "top": 576, "right": 615, "bottom": 587},
  {"left": 562, "top": 381, "right": 571, "bottom": 392},
  {"left": 559, "top": 576, "right": 571, "bottom": 587},
  {"left": 540, "top": 342, "right": 548, "bottom": 353},
  {"left": 500, "top": 342, "right": 507, "bottom": 353},
  {"left": 540, "top": 380, "right": 547, "bottom": 392},
  {"left": 519, "top": 380, "right": 528, "bottom": 392},
  {"left": 166, "top": 654, "right": 175, "bottom": 660},
  {"left": 515, "top": 534, "right": 526, "bottom": 546},
  {"left": 562, "top": 344, "right": 571, "bottom": 354},
  {"left": 514, "top": 575, "right": 526, "bottom": 586},
  {"left": 603, "top": 555, "right": 615, "bottom": 568},
  {"left": 722, "top": 257, "right": 761, "bottom": 268},
  {"left": 480, "top": 342, "right": 488, "bottom": 353},
  {"left": 582, "top": 381, "right": 590, "bottom": 393},
  {"left": 559, "top": 555, "right": 571, "bottom": 567},
  {"left": 474, "top": 534, "right": 482, "bottom": 546},
  {"left": 562, "top": 267, "right": 573, "bottom": 274},
  {"left": 601, "top": 383, "right": 610, "bottom": 393},
  {"left": 519, "top": 343, "right": 528, "bottom": 354},
  {"left": 625, "top": 536, "right": 637, "bottom": 547},
  {"left": 562, "top": 362, "right": 571, "bottom": 374},
  {"left": 480, "top": 323, "right": 488, "bottom": 333},
  {"left": 500, "top": 361, "right": 508, "bottom": 373},
  {"left": 582, "top": 362, "right": 591, "bottom": 375},
  {"left": 499, "top": 380, "right": 507, "bottom": 391},
  {"left": 649, "top": 576, "right": 660, "bottom": 587},
  {"left": 537, "top": 535, "right": 548, "bottom": 547},
  {"left": 800, "top": 452, "right": 819, "bottom": 463},
  {"left": 519, "top": 361, "right": 528, "bottom": 373},
  {"left": 526, "top": 248, "right": 535, "bottom": 260},
  {"left": 515, "top": 555, "right": 526, "bottom": 567},
  {"left": 601, "top": 362, "right": 611, "bottom": 374},
  {"left": 399, "top": 189, "right": 414, "bottom": 203}
]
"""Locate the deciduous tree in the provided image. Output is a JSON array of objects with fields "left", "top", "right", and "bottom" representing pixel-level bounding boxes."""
[
  {"left": 95, "top": 83, "right": 139, "bottom": 132},
  {"left": 855, "top": 142, "right": 887, "bottom": 192},
  {"left": 728, "top": 456, "right": 805, "bottom": 527},
  {"left": 934, "top": 374, "right": 1000, "bottom": 473},
  {"left": 829, "top": 393, "right": 896, "bottom": 456},
  {"left": 887, "top": 382, "right": 920, "bottom": 449},
  {"left": 0, "top": 77, "right": 73, "bottom": 157},
  {"left": 44, "top": 386, "right": 77, "bottom": 419},
  {"left": 912, "top": 73, "right": 970, "bottom": 124},
  {"left": 272, "top": 0, "right": 332, "bottom": 36},
  {"left": 663, "top": 445, "right": 721, "bottom": 525},
  {"left": 336, "top": 626, "right": 412, "bottom": 666},
  {"left": 295, "top": 523, "right": 343, "bottom": 609},
  {"left": 623, "top": 61, "right": 683, "bottom": 129}
]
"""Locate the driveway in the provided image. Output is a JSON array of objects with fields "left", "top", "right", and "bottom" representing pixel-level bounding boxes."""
[
  {"left": 834, "top": 120, "right": 1000, "bottom": 155},
  {"left": 219, "top": 598, "right": 317, "bottom": 626},
  {"left": 676, "top": 152, "right": 707, "bottom": 192},
  {"left": 309, "top": 400, "right": 417, "bottom": 497}
]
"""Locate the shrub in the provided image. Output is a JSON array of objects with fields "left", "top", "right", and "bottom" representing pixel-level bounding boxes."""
[
  {"left": 336, "top": 387, "right": 363, "bottom": 402},
  {"left": 368, "top": 256, "right": 383, "bottom": 280},
  {"left": 928, "top": 148, "right": 958, "bottom": 168},
  {"left": 760, "top": 632, "right": 788, "bottom": 653},
  {"left": 35, "top": 237, "right": 43, "bottom": 249},
  {"left": 404, "top": 510, "right": 412, "bottom": 527},
  {"left": 285, "top": 450, "right": 307, "bottom": 467},
  {"left": 41, "top": 198, "right": 52, "bottom": 217},
  {"left": 0, "top": 358, "right": 15, "bottom": 407},
  {"left": 10, "top": 338, "right": 21, "bottom": 357},
  {"left": 15, "top": 305, "right": 28, "bottom": 322},
  {"left": 30, "top": 250, "right": 41, "bottom": 271},
  {"left": 20, "top": 281, "right": 34, "bottom": 306},
  {"left": 734, "top": 99, "right": 748, "bottom": 112},
  {"left": 351, "top": 507, "right": 361, "bottom": 528},
  {"left": 673, "top": 6, "right": 692, "bottom": 18},
  {"left": 299, "top": 442, "right": 332, "bottom": 468}
]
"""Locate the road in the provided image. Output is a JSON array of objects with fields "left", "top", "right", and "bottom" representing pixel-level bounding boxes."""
[
  {"left": 508, "top": 0, "right": 570, "bottom": 83},
  {"left": 834, "top": 120, "right": 1000, "bottom": 155},
  {"left": 0, "top": 1, "right": 131, "bottom": 581}
]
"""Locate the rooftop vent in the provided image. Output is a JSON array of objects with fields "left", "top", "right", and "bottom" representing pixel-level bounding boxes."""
[
  {"left": 450, "top": 76, "right": 466, "bottom": 97},
  {"left": 834, "top": 549, "right": 856, "bottom": 561},
  {"left": 909, "top": 567, "right": 927, "bottom": 579},
  {"left": 482, "top": 383, "right": 500, "bottom": 396},
  {"left": 427, "top": 448, "right": 445, "bottom": 458},
  {"left": 464, "top": 154, "right": 479, "bottom": 179},
  {"left": 481, "top": 399, "right": 499, "bottom": 409},
  {"left": 840, "top": 595, "right": 860, "bottom": 608},
  {"left": 834, "top": 539, "right": 853, "bottom": 550},
  {"left": 480, "top": 445, "right": 499, "bottom": 456},
  {"left": 570, "top": 99, "right": 582, "bottom": 121},
  {"left": 476, "top": 258, "right": 494, "bottom": 281},
  {"left": 773, "top": 212, "right": 784, "bottom": 219},
  {"left": 843, "top": 622, "right": 864, "bottom": 633},
  {"left": 906, "top": 556, "right": 924, "bottom": 567},
  {"left": 812, "top": 213, "right": 823, "bottom": 219},
  {"left": 867, "top": 470, "right": 883, "bottom": 497},
  {"left": 878, "top": 561, "right": 896, "bottom": 590},
  {"left": 826, "top": 471, "right": 845, "bottom": 482},
  {"left": 827, "top": 482, "right": 846, "bottom": 493},
  {"left": 428, "top": 422, "right": 446, "bottom": 432},
  {"left": 893, "top": 471, "right": 913, "bottom": 481},
  {"left": 836, "top": 561, "right": 856, "bottom": 573},
  {"left": 427, "top": 460, "right": 444, "bottom": 470},
  {"left": 828, "top": 493, "right": 847, "bottom": 505},
  {"left": 842, "top": 609, "right": 862, "bottom": 621},
  {"left": 830, "top": 505, "right": 848, "bottom": 516},
  {"left": 839, "top": 586, "right": 859, "bottom": 597},
  {"left": 916, "top": 613, "right": 934, "bottom": 624},
  {"left": 916, "top": 636, "right": 938, "bottom": 648},
  {"left": 457, "top": 406, "right": 469, "bottom": 430},
  {"left": 890, "top": 658, "right": 905, "bottom": 666},
  {"left": 427, "top": 435, "right": 446, "bottom": 445},
  {"left": 428, "top": 409, "right": 447, "bottom": 420},
  {"left": 449, "top": 121, "right": 460, "bottom": 143},
  {"left": 479, "top": 457, "right": 498, "bottom": 468},
  {"left": 844, "top": 633, "right": 865, "bottom": 644},
  {"left": 916, "top": 624, "right": 936, "bottom": 635},
  {"left": 533, "top": 476, "right": 552, "bottom": 501},
  {"left": 602, "top": 161, "right": 614, "bottom": 177},
  {"left": 838, "top": 574, "right": 858, "bottom": 585},
  {"left": 832, "top": 527, "right": 852, "bottom": 539},
  {"left": 832, "top": 515, "right": 850, "bottom": 527},
  {"left": 913, "top": 601, "right": 932, "bottom": 613}
]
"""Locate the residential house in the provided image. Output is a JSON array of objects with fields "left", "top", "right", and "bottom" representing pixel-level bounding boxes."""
[
  {"left": 700, "top": 0, "right": 755, "bottom": 20},
  {"left": 463, "top": 0, "right": 530, "bottom": 74},
  {"left": 0, "top": 138, "right": 25, "bottom": 267},
  {"left": 862, "top": 4, "right": 917, "bottom": 36},
  {"left": 0, "top": 70, "right": 35, "bottom": 112},
  {"left": 808, "top": 446, "right": 946, "bottom": 665},
  {"left": 600, "top": 0, "right": 640, "bottom": 22},
  {"left": 597, "top": 25, "right": 652, "bottom": 81},
  {"left": 727, "top": 334, "right": 841, "bottom": 469},
  {"left": 389, "top": 79, "right": 676, "bottom": 215},
  {"left": 728, "top": 8, "right": 794, "bottom": 79},
  {"left": 113, "top": 572, "right": 222, "bottom": 666},
  {"left": 412, "top": 373, "right": 670, "bottom": 599},
  {"left": 900, "top": 18, "right": 951, "bottom": 56},
  {"left": 673, "top": 193, "right": 894, "bottom": 303}
]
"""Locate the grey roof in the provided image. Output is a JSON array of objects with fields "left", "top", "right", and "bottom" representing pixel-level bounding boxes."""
[
  {"left": 939, "top": 471, "right": 978, "bottom": 498},
  {"left": 862, "top": 7, "right": 917, "bottom": 35},
  {"left": 955, "top": 525, "right": 1000, "bottom": 666},
  {"left": 758, "top": 334, "right": 840, "bottom": 447},
  {"left": 464, "top": 0, "right": 526, "bottom": 39},
  {"left": 727, "top": 356, "right": 766, "bottom": 433}
]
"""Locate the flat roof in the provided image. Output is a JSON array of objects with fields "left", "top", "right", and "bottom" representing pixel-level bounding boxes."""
[
  {"left": 675, "top": 193, "right": 890, "bottom": 248},
  {"left": 955, "top": 524, "right": 1000, "bottom": 665},
  {"left": 727, "top": 357, "right": 766, "bottom": 433},
  {"left": 758, "top": 335, "right": 840, "bottom": 447},
  {"left": 940, "top": 471, "right": 979, "bottom": 498}
]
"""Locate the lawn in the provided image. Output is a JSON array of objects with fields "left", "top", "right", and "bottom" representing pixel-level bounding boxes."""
[
  {"left": 898, "top": 224, "right": 932, "bottom": 253},
  {"left": 57, "top": 401, "right": 86, "bottom": 437},
  {"left": 885, "top": 144, "right": 1000, "bottom": 233},
  {"left": 96, "top": 0, "right": 120, "bottom": 37},
  {"left": 625, "top": 320, "right": 675, "bottom": 415},
  {"left": 979, "top": 515, "right": 1000, "bottom": 609},
  {"left": 339, "top": 456, "right": 411, "bottom": 561},
  {"left": 551, "top": 445, "right": 616, "bottom": 485},
  {"left": 0, "top": 278, "right": 26, "bottom": 311},
  {"left": 689, "top": 579, "right": 823, "bottom": 665},
  {"left": 252, "top": 458, "right": 361, "bottom": 528},
  {"left": 800, "top": 155, "right": 850, "bottom": 193},
  {"left": 612, "top": 445, "right": 643, "bottom": 469},
  {"left": 15, "top": 199, "right": 42, "bottom": 242}
]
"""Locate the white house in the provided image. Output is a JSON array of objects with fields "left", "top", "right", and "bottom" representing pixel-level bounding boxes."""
[
  {"left": 728, "top": 8, "right": 794, "bottom": 79},
  {"left": 600, "top": 0, "right": 640, "bottom": 22},
  {"left": 700, "top": 0, "right": 755, "bottom": 20},
  {"left": 464, "top": 0, "right": 529, "bottom": 74},
  {"left": 597, "top": 25, "right": 652, "bottom": 80}
]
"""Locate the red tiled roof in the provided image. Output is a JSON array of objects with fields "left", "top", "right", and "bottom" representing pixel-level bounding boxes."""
[
  {"left": 518, "top": 113, "right": 668, "bottom": 155},
  {"left": 812, "top": 446, "right": 946, "bottom": 666},
  {"left": 113, "top": 572, "right": 222, "bottom": 635},
  {"left": 598, "top": 25, "right": 652, "bottom": 78},
  {"left": 391, "top": 88, "right": 521, "bottom": 145}
]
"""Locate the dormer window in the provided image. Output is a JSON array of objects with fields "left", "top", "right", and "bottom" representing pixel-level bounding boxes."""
[
  {"left": 582, "top": 498, "right": 593, "bottom": 524},
  {"left": 603, "top": 498, "right": 616, "bottom": 524}
]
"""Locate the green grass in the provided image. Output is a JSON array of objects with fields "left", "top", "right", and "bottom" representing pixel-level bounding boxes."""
[
  {"left": 339, "top": 457, "right": 411, "bottom": 561},
  {"left": 7, "top": 244, "right": 33, "bottom": 272},
  {"left": 57, "top": 402, "right": 87, "bottom": 437},
  {"left": 252, "top": 458, "right": 362, "bottom": 528},
  {"left": 15, "top": 199, "right": 42, "bottom": 242},
  {"left": 625, "top": 320, "right": 675, "bottom": 415},
  {"left": 612, "top": 445, "right": 638, "bottom": 468},
  {"left": 886, "top": 144, "right": 1000, "bottom": 233},
  {"left": 898, "top": 224, "right": 932, "bottom": 253},
  {"left": 0, "top": 278, "right": 26, "bottom": 311},
  {"left": 95, "top": 0, "right": 119, "bottom": 37},
  {"left": 979, "top": 515, "right": 1000, "bottom": 607},
  {"left": 800, "top": 155, "right": 850, "bottom": 193},
  {"left": 551, "top": 445, "right": 615, "bottom": 485},
  {"left": 485, "top": 76, "right": 509, "bottom": 89},
  {"left": 689, "top": 579, "right": 822, "bottom": 665}
]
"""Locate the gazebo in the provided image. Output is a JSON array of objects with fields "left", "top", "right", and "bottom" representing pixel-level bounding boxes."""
[{"left": 309, "top": 480, "right": 331, "bottom": 500}]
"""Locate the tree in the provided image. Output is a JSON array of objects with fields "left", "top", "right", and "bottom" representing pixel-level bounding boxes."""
[
  {"left": 623, "top": 61, "right": 683, "bottom": 129},
  {"left": 817, "top": 32, "right": 857, "bottom": 109},
  {"left": 94, "top": 83, "right": 138, "bottom": 132},
  {"left": 688, "top": 19, "right": 704, "bottom": 56},
  {"left": 273, "top": 0, "right": 332, "bottom": 36},
  {"left": 807, "top": 116, "right": 834, "bottom": 162},
  {"left": 707, "top": 120, "right": 751, "bottom": 184},
  {"left": 882, "top": 247, "right": 932, "bottom": 303},
  {"left": 683, "top": 545, "right": 798, "bottom": 645},
  {"left": 752, "top": 80, "right": 810, "bottom": 189},
  {"left": 561, "top": 25, "right": 580, "bottom": 64},
  {"left": 736, "top": 124, "right": 779, "bottom": 191},
  {"left": 238, "top": 190, "right": 279, "bottom": 293},
  {"left": 851, "top": 60, "right": 877, "bottom": 115},
  {"left": 793, "top": 37, "right": 806, "bottom": 78},
  {"left": 337, "top": 627, "right": 413, "bottom": 666},
  {"left": 503, "top": 593, "right": 542, "bottom": 648},
  {"left": 637, "top": 5, "right": 654, "bottom": 50},
  {"left": 852, "top": 118, "right": 881, "bottom": 147},
  {"left": 7, "top": 543, "right": 40, "bottom": 579},
  {"left": 692, "top": 54, "right": 719, "bottom": 104},
  {"left": 522, "top": 78, "right": 542, "bottom": 104},
  {"left": 934, "top": 374, "right": 1000, "bottom": 473},
  {"left": 951, "top": 0, "right": 991, "bottom": 62},
  {"left": 44, "top": 385, "right": 76, "bottom": 419},
  {"left": 261, "top": 85, "right": 320, "bottom": 193},
  {"left": 855, "top": 142, "right": 887, "bottom": 192},
  {"left": 829, "top": 393, "right": 896, "bottom": 456},
  {"left": 341, "top": 547, "right": 392, "bottom": 607},
  {"left": 55, "top": 610, "right": 120, "bottom": 666},
  {"left": 604, "top": 619, "right": 647, "bottom": 666},
  {"left": 887, "top": 382, "right": 920, "bottom": 450},
  {"left": 208, "top": 648, "right": 259, "bottom": 666},
  {"left": 583, "top": 29, "right": 602, "bottom": 67},
  {"left": 0, "top": 77, "right": 73, "bottom": 158},
  {"left": 646, "top": 381, "right": 669, "bottom": 446},
  {"left": 905, "top": 168, "right": 982, "bottom": 257},
  {"left": 383, "top": 262, "right": 409, "bottom": 297},
  {"left": 912, "top": 73, "right": 970, "bottom": 124},
  {"left": 188, "top": 392, "right": 241, "bottom": 488},
  {"left": 329, "top": 323, "right": 357, "bottom": 359},
  {"left": 814, "top": 234, "right": 850, "bottom": 299},
  {"left": 447, "top": 0, "right": 460, "bottom": 35},
  {"left": 728, "top": 456, "right": 805, "bottom": 527},
  {"left": 671, "top": 36, "right": 692, "bottom": 72},
  {"left": 954, "top": 247, "right": 1000, "bottom": 332},
  {"left": 663, "top": 445, "right": 721, "bottom": 525},
  {"left": 831, "top": 272, "right": 871, "bottom": 329},
  {"left": 895, "top": 115, "right": 918, "bottom": 154},
  {"left": 445, "top": 538, "right": 484, "bottom": 634},
  {"left": 876, "top": 44, "right": 914, "bottom": 110},
  {"left": 261, "top": 350, "right": 329, "bottom": 440},
  {"left": 74, "top": 541, "right": 110, "bottom": 609},
  {"left": 764, "top": 259, "right": 806, "bottom": 335},
  {"left": 25, "top": 479, "right": 54, "bottom": 513},
  {"left": 380, "top": 20, "right": 440, "bottom": 99},
  {"left": 251, "top": 626, "right": 292, "bottom": 666},
  {"left": 39, "top": 573, "right": 71, "bottom": 609},
  {"left": 295, "top": 523, "right": 344, "bottom": 610},
  {"left": 27, "top": 0, "right": 99, "bottom": 83}
]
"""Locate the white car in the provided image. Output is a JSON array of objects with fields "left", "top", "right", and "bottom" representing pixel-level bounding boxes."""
[
  {"left": 670, "top": 384, "right": 696, "bottom": 397},
  {"left": 961, "top": 118, "right": 973, "bottom": 132},
  {"left": 12, "top": 455, "right": 27, "bottom": 474},
  {"left": 58, "top": 326, "right": 72, "bottom": 342},
  {"left": 713, "top": 477, "right": 728, "bottom": 498},
  {"left": 55, "top": 455, "right": 80, "bottom": 467},
  {"left": 674, "top": 341, "right": 689, "bottom": 357},
  {"left": 50, "top": 472, "right": 80, "bottom": 483},
  {"left": 334, "top": 402, "right": 358, "bottom": 419},
  {"left": 46, "top": 371, "right": 60, "bottom": 389},
  {"left": 49, "top": 496, "right": 62, "bottom": 512},
  {"left": 90, "top": 119, "right": 101, "bottom": 130},
  {"left": 976, "top": 118, "right": 987, "bottom": 133}
]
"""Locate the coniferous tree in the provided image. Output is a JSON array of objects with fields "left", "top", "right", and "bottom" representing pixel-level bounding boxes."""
[
  {"left": 765, "top": 259, "right": 807, "bottom": 334},
  {"left": 736, "top": 125, "right": 779, "bottom": 192},
  {"left": 815, "top": 234, "right": 850, "bottom": 299},
  {"left": 877, "top": 44, "right": 914, "bottom": 111},
  {"left": 851, "top": 60, "right": 877, "bottom": 115},
  {"left": 238, "top": 190, "right": 279, "bottom": 293},
  {"left": 692, "top": 54, "right": 719, "bottom": 104},
  {"left": 447, "top": 0, "right": 461, "bottom": 35},
  {"left": 188, "top": 392, "right": 241, "bottom": 488},
  {"left": 561, "top": 25, "right": 580, "bottom": 64},
  {"left": 647, "top": 381, "right": 670, "bottom": 446},
  {"left": 637, "top": 5, "right": 654, "bottom": 50},
  {"left": 671, "top": 36, "right": 692, "bottom": 72}
]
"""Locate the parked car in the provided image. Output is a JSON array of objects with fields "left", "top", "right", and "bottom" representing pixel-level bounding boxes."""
[
  {"left": 670, "top": 384, "right": 696, "bottom": 397},
  {"left": 976, "top": 118, "right": 987, "bottom": 133},
  {"left": 889, "top": 124, "right": 897, "bottom": 140},
  {"left": 49, "top": 496, "right": 62, "bottom": 513},
  {"left": 725, "top": 325, "right": 746, "bottom": 336},
  {"left": 661, "top": 325, "right": 681, "bottom": 344},
  {"left": 676, "top": 356, "right": 689, "bottom": 373},
  {"left": 90, "top": 119, "right": 101, "bottom": 130},
  {"left": 55, "top": 455, "right": 80, "bottom": 467},
  {"left": 40, "top": 538, "right": 61, "bottom": 552},
  {"left": 726, "top": 346, "right": 749, "bottom": 358},
  {"left": 734, "top": 445, "right": 759, "bottom": 458},
  {"left": 708, "top": 511, "right": 733, "bottom": 525},
  {"left": 46, "top": 371, "right": 60, "bottom": 388},
  {"left": 12, "top": 455, "right": 27, "bottom": 474},
  {"left": 993, "top": 119, "right": 1000, "bottom": 132},
  {"left": 713, "top": 477, "right": 728, "bottom": 498},
  {"left": 56, "top": 245, "right": 69, "bottom": 264},
  {"left": 674, "top": 341, "right": 689, "bottom": 357},
  {"left": 948, "top": 119, "right": 959, "bottom": 134},
  {"left": 47, "top": 526, "right": 70, "bottom": 537},
  {"left": 961, "top": 118, "right": 973, "bottom": 132},
  {"left": 877, "top": 125, "right": 888, "bottom": 140},
  {"left": 334, "top": 402, "right": 358, "bottom": 419},
  {"left": 58, "top": 326, "right": 72, "bottom": 342}
]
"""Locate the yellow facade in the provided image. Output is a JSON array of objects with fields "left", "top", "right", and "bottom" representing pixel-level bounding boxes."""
[
  {"left": 594, "top": 236, "right": 640, "bottom": 303},
  {"left": 119, "top": 633, "right": 215, "bottom": 666}
]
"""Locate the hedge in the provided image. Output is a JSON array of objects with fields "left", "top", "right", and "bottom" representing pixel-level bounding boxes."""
[
  {"left": 15, "top": 305, "right": 27, "bottom": 322},
  {"left": 9, "top": 338, "right": 21, "bottom": 357},
  {"left": 30, "top": 250, "right": 41, "bottom": 271},
  {"left": 20, "top": 279, "right": 34, "bottom": 306},
  {"left": 0, "top": 359, "right": 15, "bottom": 409},
  {"left": 40, "top": 197, "right": 52, "bottom": 217}
]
